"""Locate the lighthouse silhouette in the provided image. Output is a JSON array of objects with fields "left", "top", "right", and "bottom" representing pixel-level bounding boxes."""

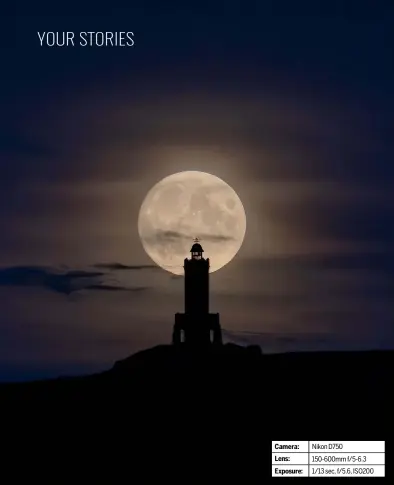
[{"left": 172, "top": 238, "right": 222, "bottom": 346}]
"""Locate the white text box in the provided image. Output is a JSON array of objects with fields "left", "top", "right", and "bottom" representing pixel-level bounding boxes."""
[
  {"left": 309, "top": 441, "right": 384, "bottom": 453},
  {"left": 272, "top": 453, "right": 309, "bottom": 465},
  {"left": 310, "top": 465, "right": 384, "bottom": 477},
  {"left": 310, "top": 452, "right": 385, "bottom": 465},
  {"left": 272, "top": 465, "right": 309, "bottom": 477},
  {"left": 272, "top": 441, "right": 308, "bottom": 452}
]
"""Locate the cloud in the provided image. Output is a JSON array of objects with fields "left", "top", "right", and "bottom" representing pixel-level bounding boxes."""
[
  {"left": 82, "top": 284, "right": 149, "bottom": 292},
  {"left": 222, "top": 329, "right": 392, "bottom": 353},
  {"left": 272, "top": 196, "right": 394, "bottom": 246},
  {"left": 60, "top": 270, "right": 104, "bottom": 278},
  {"left": 222, "top": 329, "right": 329, "bottom": 352},
  {"left": 147, "top": 230, "right": 234, "bottom": 244},
  {"left": 0, "top": 265, "right": 151, "bottom": 295},
  {"left": 246, "top": 251, "right": 394, "bottom": 274},
  {"left": 170, "top": 274, "right": 183, "bottom": 280},
  {"left": 93, "top": 263, "right": 158, "bottom": 271}
]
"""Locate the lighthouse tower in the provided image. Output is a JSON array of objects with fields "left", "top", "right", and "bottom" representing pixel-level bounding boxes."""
[{"left": 173, "top": 238, "right": 222, "bottom": 346}]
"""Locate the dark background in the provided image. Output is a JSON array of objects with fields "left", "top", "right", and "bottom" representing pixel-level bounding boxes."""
[{"left": 0, "top": 1, "right": 393, "bottom": 381}]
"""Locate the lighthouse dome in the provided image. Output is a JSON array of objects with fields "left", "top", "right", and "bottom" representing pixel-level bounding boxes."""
[{"left": 190, "top": 242, "right": 204, "bottom": 253}]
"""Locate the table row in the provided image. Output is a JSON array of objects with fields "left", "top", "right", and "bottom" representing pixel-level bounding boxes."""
[
  {"left": 272, "top": 465, "right": 385, "bottom": 477},
  {"left": 272, "top": 452, "right": 385, "bottom": 465},
  {"left": 272, "top": 441, "right": 385, "bottom": 453}
]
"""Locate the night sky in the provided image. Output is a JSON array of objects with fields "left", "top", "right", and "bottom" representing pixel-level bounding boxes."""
[{"left": 0, "top": 1, "right": 393, "bottom": 381}]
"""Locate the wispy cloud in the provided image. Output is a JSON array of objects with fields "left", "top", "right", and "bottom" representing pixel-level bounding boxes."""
[
  {"left": 82, "top": 284, "right": 149, "bottom": 292},
  {"left": 93, "top": 263, "right": 158, "bottom": 271},
  {"left": 222, "top": 328, "right": 393, "bottom": 353},
  {"left": 170, "top": 274, "right": 183, "bottom": 280},
  {"left": 147, "top": 229, "right": 234, "bottom": 244},
  {"left": 0, "top": 265, "right": 152, "bottom": 295}
]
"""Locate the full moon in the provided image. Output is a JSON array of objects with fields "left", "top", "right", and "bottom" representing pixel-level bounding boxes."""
[{"left": 138, "top": 171, "right": 246, "bottom": 275}]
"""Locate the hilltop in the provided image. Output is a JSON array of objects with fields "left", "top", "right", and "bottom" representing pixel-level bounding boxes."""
[{"left": 1, "top": 344, "right": 391, "bottom": 479}]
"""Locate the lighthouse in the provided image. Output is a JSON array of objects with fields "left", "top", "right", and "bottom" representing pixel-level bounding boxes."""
[{"left": 172, "top": 238, "right": 222, "bottom": 346}]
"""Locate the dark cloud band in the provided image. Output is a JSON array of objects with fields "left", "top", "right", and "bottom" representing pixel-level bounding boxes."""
[{"left": 0, "top": 265, "right": 152, "bottom": 295}]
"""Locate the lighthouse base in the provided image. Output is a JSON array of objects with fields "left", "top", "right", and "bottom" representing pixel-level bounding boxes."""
[{"left": 173, "top": 313, "right": 222, "bottom": 346}]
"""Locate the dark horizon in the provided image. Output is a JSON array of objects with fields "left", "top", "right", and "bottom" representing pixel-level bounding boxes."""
[{"left": 0, "top": 1, "right": 393, "bottom": 381}]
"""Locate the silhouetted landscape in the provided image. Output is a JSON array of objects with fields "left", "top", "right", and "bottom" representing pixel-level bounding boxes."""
[
  {"left": 1, "top": 2, "right": 393, "bottom": 480},
  {"left": 1, "top": 240, "right": 392, "bottom": 479},
  {"left": 1, "top": 343, "right": 391, "bottom": 478}
]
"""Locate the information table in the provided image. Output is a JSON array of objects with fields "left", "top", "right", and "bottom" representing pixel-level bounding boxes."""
[{"left": 272, "top": 441, "right": 385, "bottom": 477}]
